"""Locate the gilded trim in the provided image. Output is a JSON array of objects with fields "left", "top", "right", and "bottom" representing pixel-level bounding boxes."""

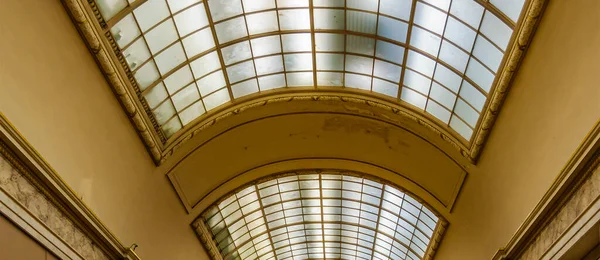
[{"left": 470, "top": 0, "right": 548, "bottom": 161}]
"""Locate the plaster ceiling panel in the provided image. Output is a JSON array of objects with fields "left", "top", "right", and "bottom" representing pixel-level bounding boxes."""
[
  {"left": 63, "top": 0, "right": 546, "bottom": 164},
  {"left": 169, "top": 112, "right": 466, "bottom": 212}
]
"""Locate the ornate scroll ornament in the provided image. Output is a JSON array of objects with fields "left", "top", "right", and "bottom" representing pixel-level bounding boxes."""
[{"left": 61, "top": 0, "right": 547, "bottom": 165}]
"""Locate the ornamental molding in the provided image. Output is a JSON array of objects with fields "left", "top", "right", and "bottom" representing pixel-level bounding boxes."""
[
  {"left": 61, "top": 0, "right": 548, "bottom": 165},
  {"left": 494, "top": 121, "right": 600, "bottom": 259},
  {"left": 0, "top": 113, "right": 141, "bottom": 260}
]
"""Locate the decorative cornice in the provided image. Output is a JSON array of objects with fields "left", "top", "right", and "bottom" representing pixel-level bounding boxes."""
[
  {"left": 61, "top": 0, "right": 162, "bottom": 164},
  {"left": 161, "top": 94, "right": 471, "bottom": 164},
  {"left": 61, "top": 0, "right": 547, "bottom": 165},
  {"left": 424, "top": 219, "right": 449, "bottom": 260},
  {"left": 0, "top": 113, "right": 141, "bottom": 259},
  {"left": 494, "top": 121, "right": 600, "bottom": 259},
  {"left": 470, "top": 0, "right": 548, "bottom": 161}
]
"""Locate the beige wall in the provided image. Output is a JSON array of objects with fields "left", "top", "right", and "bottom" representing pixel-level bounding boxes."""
[
  {"left": 0, "top": 213, "right": 58, "bottom": 260},
  {"left": 436, "top": 0, "right": 600, "bottom": 258},
  {"left": 0, "top": 0, "right": 598, "bottom": 260},
  {"left": 0, "top": 0, "right": 206, "bottom": 259}
]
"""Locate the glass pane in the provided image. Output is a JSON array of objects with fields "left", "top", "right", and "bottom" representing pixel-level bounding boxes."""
[
  {"left": 466, "top": 59, "right": 494, "bottom": 93},
  {"left": 167, "top": 0, "right": 200, "bottom": 13},
  {"left": 153, "top": 100, "right": 176, "bottom": 124},
  {"left": 317, "top": 72, "right": 343, "bottom": 86},
  {"left": 315, "top": 33, "right": 344, "bottom": 52},
  {"left": 346, "top": 11, "right": 377, "bottom": 34},
  {"left": 145, "top": 19, "right": 178, "bottom": 54},
  {"left": 227, "top": 60, "right": 256, "bottom": 83},
  {"left": 347, "top": 0, "right": 379, "bottom": 12},
  {"left": 450, "top": 0, "right": 484, "bottom": 28},
  {"left": 203, "top": 88, "right": 231, "bottom": 110},
  {"left": 372, "top": 79, "right": 398, "bottom": 97},
  {"left": 429, "top": 82, "right": 456, "bottom": 109},
  {"left": 279, "top": 9, "right": 311, "bottom": 30},
  {"left": 454, "top": 99, "right": 479, "bottom": 127},
  {"left": 450, "top": 115, "right": 473, "bottom": 140},
  {"left": 316, "top": 54, "right": 344, "bottom": 71},
  {"left": 377, "top": 16, "right": 408, "bottom": 43},
  {"left": 154, "top": 42, "right": 187, "bottom": 74},
  {"left": 251, "top": 36, "right": 282, "bottom": 56},
  {"left": 284, "top": 54, "right": 313, "bottom": 71},
  {"left": 134, "top": 0, "right": 170, "bottom": 32},
  {"left": 346, "top": 35, "right": 375, "bottom": 55},
  {"left": 314, "top": 9, "right": 345, "bottom": 30},
  {"left": 243, "top": 0, "right": 275, "bottom": 12},
  {"left": 490, "top": 0, "right": 525, "bottom": 22},
  {"left": 255, "top": 55, "right": 284, "bottom": 75},
  {"left": 123, "top": 38, "right": 151, "bottom": 70},
  {"left": 172, "top": 83, "right": 200, "bottom": 111},
  {"left": 221, "top": 41, "right": 252, "bottom": 65},
  {"left": 174, "top": 4, "right": 209, "bottom": 36},
  {"left": 401, "top": 87, "right": 426, "bottom": 109},
  {"left": 179, "top": 100, "right": 205, "bottom": 125},
  {"left": 406, "top": 51, "right": 435, "bottom": 77},
  {"left": 164, "top": 66, "right": 194, "bottom": 93},
  {"left": 345, "top": 73, "right": 371, "bottom": 90},
  {"left": 197, "top": 70, "right": 227, "bottom": 96},
  {"left": 373, "top": 60, "right": 401, "bottom": 82},
  {"left": 403, "top": 69, "right": 431, "bottom": 95},
  {"left": 97, "top": 0, "right": 128, "bottom": 20},
  {"left": 111, "top": 14, "right": 140, "bottom": 48},
  {"left": 247, "top": 11, "right": 279, "bottom": 35},
  {"left": 426, "top": 101, "right": 451, "bottom": 123},
  {"left": 410, "top": 26, "right": 441, "bottom": 56},
  {"left": 379, "top": 0, "right": 412, "bottom": 21},
  {"left": 375, "top": 41, "right": 404, "bottom": 64},
  {"left": 459, "top": 81, "right": 486, "bottom": 112},
  {"left": 232, "top": 79, "right": 259, "bottom": 98},
  {"left": 444, "top": 17, "right": 477, "bottom": 51},
  {"left": 413, "top": 2, "right": 447, "bottom": 35},
  {"left": 282, "top": 33, "right": 312, "bottom": 52},
  {"left": 190, "top": 52, "right": 221, "bottom": 78},
  {"left": 345, "top": 55, "right": 373, "bottom": 75},
  {"left": 134, "top": 61, "right": 160, "bottom": 90},
  {"left": 258, "top": 74, "right": 286, "bottom": 90},
  {"left": 472, "top": 36, "right": 503, "bottom": 73},
  {"left": 144, "top": 82, "right": 168, "bottom": 108},
  {"left": 286, "top": 72, "right": 313, "bottom": 86},
  {"left": 208, "top": 0, "right": 243, "bottom": 22},
  {"left": 439, "top": 41, "right": 469, "bottom": 73},
  {"left": 480, "top": 11, "right": 512, "bottom": 51},
  {"left": 433, "top": 63, "right": 461, "bottom": 93},
  {"left": 215, "top": 17, "right": 248, "bottom": 44}
]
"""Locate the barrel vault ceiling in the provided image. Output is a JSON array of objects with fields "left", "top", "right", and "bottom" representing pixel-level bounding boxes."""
[{"left": 62, "top": 0, "right": 545, "bottom": 164}]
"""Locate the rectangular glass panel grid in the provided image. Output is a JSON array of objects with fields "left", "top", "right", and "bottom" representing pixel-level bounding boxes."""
[
  {"left": 201, "top": 172, "right": 441, "bottom": 260},
  {"left": 96, "top": 0, "right": 527, "bottom": 141}
]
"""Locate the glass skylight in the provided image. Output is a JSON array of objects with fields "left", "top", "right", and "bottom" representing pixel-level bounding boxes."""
[
  {"left": 199, "top": 172, "right": 442, "bottom": 260},
  {"left": 96, "top": 0, "right": 526, "bottom": 140}
]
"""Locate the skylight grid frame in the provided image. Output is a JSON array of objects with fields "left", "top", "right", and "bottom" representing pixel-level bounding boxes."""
[
  {"left": 195, "top": 171, "right": 448, "bottom": 260},
  {"left": 71, "top": 0, "right": 546, "bottom": 163}
]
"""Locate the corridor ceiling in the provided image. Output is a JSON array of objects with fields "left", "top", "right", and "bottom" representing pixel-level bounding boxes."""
[{"left": 65, "top": 0, "right": 542, "bottom": 164}]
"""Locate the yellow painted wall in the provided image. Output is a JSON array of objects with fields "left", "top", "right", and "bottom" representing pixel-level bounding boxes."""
[
  {"left": 0, "top": 0, "right": 206, "bottom": 259},
  {"left": 0, "top": 214, "right": 58, "bottom": 260},
  {"left": 0, "top": 0, "right": 598, "bottom": 260},
  {"left": 435, "top": 0, "right": 600, "bottom": 258}
]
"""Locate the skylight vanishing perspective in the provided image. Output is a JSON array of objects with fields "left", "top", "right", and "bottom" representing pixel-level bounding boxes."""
[
  {"left": 195, "top": 172, "right": 445, "bottom": 260},
  {"left": 94, "top": 0, "right": 526, "bottom": 142}
]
